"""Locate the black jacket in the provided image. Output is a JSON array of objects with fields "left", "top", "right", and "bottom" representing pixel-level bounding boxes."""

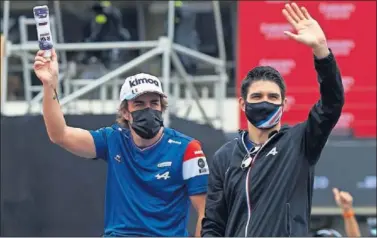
[{"left": 201, "top": 50, "right": 344, "bottom": 237}]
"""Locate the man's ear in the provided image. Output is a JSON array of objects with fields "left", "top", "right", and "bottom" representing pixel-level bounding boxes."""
[
  {"left": 282, "top": 97, "right": 288, "bottom": 112},
  {"left": 239, "top": 97, "right": 246, "bottom": 112}
]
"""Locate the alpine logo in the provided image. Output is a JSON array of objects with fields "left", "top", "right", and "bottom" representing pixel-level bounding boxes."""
[
  {"left": 156, "top": 171, "right": 171, "bottom": 180},
  {"left": 266, "top": 147, "right": 278, "bottom": 156},
  {"left": 129, "top": 77, "right": 159, "bottom": 88}
]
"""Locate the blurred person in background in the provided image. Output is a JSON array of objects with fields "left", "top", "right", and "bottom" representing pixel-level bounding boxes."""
[
  {"left": 312, "top": 188, "right": 361, "bottom": 237},
  {"left": 169, "top": 0, "right": 199, "bottom": 74},
  {"left": 7, "top": 75, "right": 23, "bottom": 101},
  {"left": 1, "top": 32, "right": 22, "bottom": 101},
  {"left": 332, "top": 188, "right": 361, "bottom": 237},
  {"left": 79, "top": 1, "right": 131, "bottom": 68},
  {"left": 33, "top": 49, "right": 208, "bottom": 236},
  {"left": 367, "top": 217, "right": 376, "bottom": 237},
  {"left": 313, "top": 229, "right": 342, "bottom": 237},
  {"left": 86, "top": 1, "right": 130, "bottom": 44},
  {"left": 202, "top": 3, "right": 344, "bottom": 237}
]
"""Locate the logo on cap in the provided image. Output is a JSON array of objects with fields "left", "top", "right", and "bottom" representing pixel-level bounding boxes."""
[{"left": 129, "top": 77, "right": 160, "bottom": 88}]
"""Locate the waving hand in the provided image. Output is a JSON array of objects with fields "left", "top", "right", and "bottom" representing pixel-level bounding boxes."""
[{"left": 282, "top": 3, "right": 327, "bottom": 49}]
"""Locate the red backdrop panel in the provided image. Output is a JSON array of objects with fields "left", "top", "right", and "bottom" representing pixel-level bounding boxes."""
[{"left": 237, "top": 1, "right": 376, "bottom": 137}]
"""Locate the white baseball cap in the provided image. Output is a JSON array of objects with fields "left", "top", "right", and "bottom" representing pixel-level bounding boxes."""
[{"left": 119, "top": 73, "right": 166, "bottom": 103}]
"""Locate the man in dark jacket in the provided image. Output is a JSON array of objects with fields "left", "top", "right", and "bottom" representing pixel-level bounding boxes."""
[{"left": 201, "top": 3, "right": 345, "bottom": 237}]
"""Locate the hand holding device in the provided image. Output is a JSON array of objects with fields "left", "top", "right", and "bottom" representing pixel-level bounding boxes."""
[{"left": 33, "top": 5, "right": 54, "bottom": 59}]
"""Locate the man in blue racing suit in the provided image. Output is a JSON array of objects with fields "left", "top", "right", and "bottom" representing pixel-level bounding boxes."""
[{"left": 33, "top": 48, "right": 209, "bottom": 237}]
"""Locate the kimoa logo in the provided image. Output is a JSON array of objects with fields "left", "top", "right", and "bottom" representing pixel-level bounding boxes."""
[{"left": 129, "top": 77, "right": 159, "bottom": 88}]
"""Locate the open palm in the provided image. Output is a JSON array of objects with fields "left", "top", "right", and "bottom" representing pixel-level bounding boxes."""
[{"left": 282, "top": 3, "right": 327, "bottom": 48}]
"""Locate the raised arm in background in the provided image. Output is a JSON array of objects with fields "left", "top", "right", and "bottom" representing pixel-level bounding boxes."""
[{"left": 333, "top": 188, "right": 361, "bottom": 237}]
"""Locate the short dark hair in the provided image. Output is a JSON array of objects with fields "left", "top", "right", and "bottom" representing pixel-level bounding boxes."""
[{"left": 241, "top": 66, "right": 286, "bottom": 100}]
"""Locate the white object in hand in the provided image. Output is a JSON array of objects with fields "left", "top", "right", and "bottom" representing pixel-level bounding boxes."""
[{"left": 33, "top": 5, "right": 54, "bottom": 59}]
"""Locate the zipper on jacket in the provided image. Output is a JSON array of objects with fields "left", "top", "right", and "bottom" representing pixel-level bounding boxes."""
[
  {"left": 286, "top": 203, "right": 292, "bottom": 237},
  {"left": 244, "top": 133, "right": 277, "bottom": 237}
]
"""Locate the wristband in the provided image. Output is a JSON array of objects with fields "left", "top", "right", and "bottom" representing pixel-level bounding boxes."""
[{"left": 342, "top": 209, "right": 355, "bottom": 218}]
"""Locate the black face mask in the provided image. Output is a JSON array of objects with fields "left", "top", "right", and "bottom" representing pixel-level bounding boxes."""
[
  {"left": 245, "top": 101, "right": 283, "bottom": 129},
  {"left": 130, "top": 108, "right": 164, "bottom": 139}
]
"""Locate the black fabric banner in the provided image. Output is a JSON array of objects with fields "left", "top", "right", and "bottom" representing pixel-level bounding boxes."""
[{"left": 0, "top": 115, "right": 375, "bottom": 236}]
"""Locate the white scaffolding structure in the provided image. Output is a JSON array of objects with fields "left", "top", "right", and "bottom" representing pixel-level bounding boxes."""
[{"left": 1, "top": 1, "right": 228, "bottom": 128}]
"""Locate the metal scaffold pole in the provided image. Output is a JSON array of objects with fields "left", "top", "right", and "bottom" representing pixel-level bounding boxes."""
[
  {"left": 1, "top": 0, "right": 10, "bottom": 114},
  {"left": 212, "top": 0, "right": 227, "bottom": 128},
  {"left": 3, "top": 1, "right": 228, "bottom": 130},
  {"left": 161, "top": 0, "right": 176, "bottom": 127}
]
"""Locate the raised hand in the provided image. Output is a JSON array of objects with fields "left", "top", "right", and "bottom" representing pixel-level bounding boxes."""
[
  {"left": 282, "top": 3, "right": 327, "bottom": 49},
  {"left": 33, "top": 49, "right": 59, "bottom": 89},
  {"left": 333, "top": 188, "right": 353, "bottom": 211}
]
